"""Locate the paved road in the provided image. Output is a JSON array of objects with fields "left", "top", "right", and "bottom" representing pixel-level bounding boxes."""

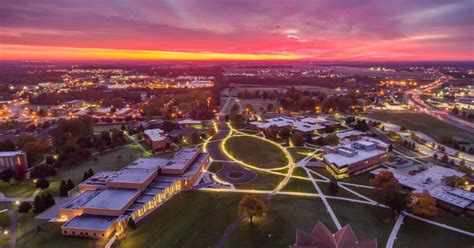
[
  {"left": 386, "top": 213, "right": 405, "bottom": 248},
  {"left": 6, "top": 201, "right": 16, "bottom": 248}
]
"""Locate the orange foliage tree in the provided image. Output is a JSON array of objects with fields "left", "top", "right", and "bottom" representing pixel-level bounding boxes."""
[{"left": 410, "top": 190, "right": 438, "bottom": 217}]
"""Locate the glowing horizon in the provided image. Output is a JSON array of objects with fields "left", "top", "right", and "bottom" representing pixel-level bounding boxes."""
[{"left": 1, "top": 0, "right": 473, "bottom": 61}]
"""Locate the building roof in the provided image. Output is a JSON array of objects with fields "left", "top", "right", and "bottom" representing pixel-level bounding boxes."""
[
  {"left": 371, "top": 166, "right": 472, "bottom": 208},
  {"left": 62, "top": 215, "right": 118, "bottom": 231},
  {"left": 0, "top": 151, "right": 25, "bottom": 157},
  {"left": 161, "top": 147, "right": 199, "bottom": 173},
  {"left": 144, "top": 128, "right": 167, "bottom": 142},
  {"left": 62, "top": 190, "right": 100, "bottom": 210},
  {"left": 178, "top": 119, "right": 201, "bottom": 125},
  {"left": 107, "top": 167, "right": 157, "bottom": 186},
  {"left": 323, "top": 138, "right": 387, "bottom": 168},
  {"left": 81, "top": 188, "right": 140, "bottom": 211},
  {"left": 292, "top": 221, "right": 377, "bottom": 248}
]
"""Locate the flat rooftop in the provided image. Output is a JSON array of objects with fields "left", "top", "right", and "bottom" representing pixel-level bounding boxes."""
[
  {"left": 82, "top": 188, "right": 140, "bottom": 211},
  {"left": 324, "top": 144, "right": 385, "bottom": 168},
  {"left": 107, "top": 167, "right": 156, "bottom": 185},
  {"left": 127, "top": 158, "right": 167, "bottom": 170},
  {"left": 62, "top": 190, "right": 99, "bottom": 210},
  {"left": 162, "top": 147, "right": 199, "bottom": 172},
  {"left": 63, "top": 215, "right": 117, "bottom": 231},
  {"left": 0, "top": 151, "right": 24, "bottom": 157},
  {"left": 144, "top": 128, "right": 167, "bottom": 142}
]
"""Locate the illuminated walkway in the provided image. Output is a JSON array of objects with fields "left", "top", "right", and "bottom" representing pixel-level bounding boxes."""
[{"left": 201, "top": 119, "right": 474, "bottom": 246}]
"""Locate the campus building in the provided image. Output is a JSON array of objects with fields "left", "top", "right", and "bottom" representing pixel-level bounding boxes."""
[
  {"left": 0, "top": 151, "right": 28, "bottom": 170},
  {"left": 323, "top": 137, "right": 388, "bottom": 179},
  {"left": 59, "top": 147, "right": 210, "bottom": 239},
  {"left": 249, "top": 116, "right": 335, "bottom": 135},
  {"left": 143, "top": 128, "right": 171, "bottom": 150},
  {"left": 292, "top": 221, "right": 377, "bottom": 248},
  {"left": 371, "top": 166, "right": 474, "bottom": 214}
]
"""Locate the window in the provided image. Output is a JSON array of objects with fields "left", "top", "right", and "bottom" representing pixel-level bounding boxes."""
[
  {"left": 64, "top": 231, "right": 68, "bottom": 234},
  {"left": 102, "top": 234, "right": 105, "bottom": 237},
  {"left": 72, "top": 231, "right": 75, "bottom": 235}
]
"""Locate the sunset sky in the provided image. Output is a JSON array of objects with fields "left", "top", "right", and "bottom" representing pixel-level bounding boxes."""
[{"left": 1, "top": 0, "right": 473, "bottom": 61}]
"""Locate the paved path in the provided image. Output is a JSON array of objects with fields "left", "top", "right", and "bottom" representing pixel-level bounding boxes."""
[
  {"left": 215, "top": 216, "right": 245, "bottom": 248},
  {"left": 304, "top": 167, "right": 342, "bottom": 230},
  {"left": 386, "top": 213, "right": 405, "bottom": 248},
  {"left": 403, "top": 212, "right": 474, "bottom": 237},
  {"left": 6, "top": 201, "right": 16, "bottom": 248}
]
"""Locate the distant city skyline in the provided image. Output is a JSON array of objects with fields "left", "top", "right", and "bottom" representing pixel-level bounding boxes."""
[{"left": 1, "top": 0, "right": 473, "bottom": 61}]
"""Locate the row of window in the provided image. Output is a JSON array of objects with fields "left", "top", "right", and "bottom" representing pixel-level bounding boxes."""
[{"left": 63, "top": 230, "right": 105, "bottom": 237}]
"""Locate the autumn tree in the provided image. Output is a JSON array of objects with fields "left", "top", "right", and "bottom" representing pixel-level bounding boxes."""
[
  {"left": 371, "top": 171, "right": 410, "bottom": 215},
  {"left": 238, "top": 195, "right": 268, "bottom": 226},
  {"left": 410, "top": 190, "right": 437, "bottom": 217},
  {"left": 323, "top": 133, "right": 340, "bottom": 146},
  {"left": 290, "top": 132, "right": 305, "bottom": 146}
]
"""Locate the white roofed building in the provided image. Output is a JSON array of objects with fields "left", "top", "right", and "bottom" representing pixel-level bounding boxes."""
[{"left": 143, "top": 128, "right": 170, "bottom": 150}]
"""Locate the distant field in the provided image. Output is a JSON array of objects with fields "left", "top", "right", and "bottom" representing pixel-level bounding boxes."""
[{"left": 364, "top": 112, "right": 474, "bottom": 144}]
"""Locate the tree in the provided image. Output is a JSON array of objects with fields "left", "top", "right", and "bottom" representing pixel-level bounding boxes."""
[
  {"left": 370, "top": 171, "right": 399, "bottom": 188},
  {"left": 18, "top": 202, "right": 32, "bottom": 214},
  {"left": 0, "top": 168, "right": 14, "bottom": 182},
  {"left": 127, "top": 218, "right": 136, "bottom": 230},
  {"left": 278, "top": 127, "right": 291, "bottom": 140},
  {"left": 238, "top": 195, "right": 268, "bottom": 225},
  {"left": 67, "top": 179, "right": 75, "bottom": 191},
  {"left": 59, "top": 180, "right": 68, "bottom": 197},
  {"left": 327, "top": 180, "right": 339, "bottom": 195},
  {"left": 191, "top": 132, "right": 200, "bottom": 145},
  {"left": 23, "top": 141, "right": 48, "bottom": 165},
  {"left": 354, "top": 120, "right": 370, "bottom": 132},
  {"left": 33, "top": 195, "right": 44, "bottom": 213},
  {"left": 266, "top": 103, "right": 274, "bottom": 112},
  {"left": 410, "top": 190, "right": 437, "bottom": 217},
  {"left": 87, "top": 168, "right": 94, "bottom": 178},
  {"left": 35, "top": 178, "right": 49, "bottom": 189},
  {"left": 443, "top": 175, "right": 467, "bottom": 188},
  {"left": 290, "top": 132, "right": 305, "bottom": 146},
  {"left": 323, "top": 133, "right": 340, "bottom": 146},
  {"left": 371, "top": 171, "right": 409, "bottom": 214}
]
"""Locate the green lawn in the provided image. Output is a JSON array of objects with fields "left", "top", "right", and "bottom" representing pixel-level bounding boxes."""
[
  {"left": 47, "top": 145, "right": 145, "bottom": 196},
  {"left": 0, "top": 181, "right": 37, "bottom": 197},
  {"left": 208, "top": 161, "right": 224, "bottom": 173},
  {"left": 93, "top": 124, "right": 123, "bottom": 133},
  {"left": 329, "top": 199, "right": 396, "bottom": 247},
  {"left": 0, "top": 209, "right": 9, "bottom": 228},
  {"left": 281, "top": 178, "right": 317, "bottom": 193},
  {"left": 395, "top": 217, "right": 473, "bottom": 248},
  {"left": 235, "top": 170, "right": 285, "bottom": 191},
  {"left": 287, "top": 147, "right": 316, "bottom": 163},
  {"left": 224, "top": 136, "right": 288, "bottom": 169},
  {"left": 121, "top": 191, "right": 242, "bottom": 248},
  {"left": 16, "top": 222, "right": 98, "bottom": 248},
  {"left": 225, "top": 195, "right": 336, "bottom": 248},
  {"left": 364, "top": 112, "right": 474, "bottom": 143}
]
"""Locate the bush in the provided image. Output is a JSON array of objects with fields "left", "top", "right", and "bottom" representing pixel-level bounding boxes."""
[
  {"left": 35, "top": 178, "right": 50, "bottom": 189},
  {"left": 18, "top": 202, "right": 32, "bottom": 213}
]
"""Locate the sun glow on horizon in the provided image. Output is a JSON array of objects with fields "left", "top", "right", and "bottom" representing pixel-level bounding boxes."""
[{"left": 0, "top": 44, "right": 307, "bottom": 61}]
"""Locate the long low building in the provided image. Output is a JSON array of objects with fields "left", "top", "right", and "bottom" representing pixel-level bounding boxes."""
[
  {"left": 59, "top": 147, "right": 210, "bottom": 239},
  {"left": 249, "top": 116, "right": 331, "bottom": 135},
  {"left": 323, "top": 137, "right": 388, "bottom": 179},
  {"left": 371, "top": 166, "right": 474, "bottom": 214}
]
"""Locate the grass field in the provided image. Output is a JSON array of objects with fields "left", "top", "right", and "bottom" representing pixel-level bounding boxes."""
[
  {"left": 224, "top": 136, "right": 289, "bottom": 169},
  {"left": 0, "top": 180, "right": 37, "bottom": 197},
  {"left": 16, "top": 222, "right": 99, "bottom": 248},
  {"left": 121, "top": 191, "right": 242, "bottom": 248},
  {"left": 235, "top": 170, "right": 285, "bottom": 191},
  {"left": 364, "top": 112, "right": 474, "bottom": 143},
  {"left": 395, "top": 217, "right": 473, "bottom": 248},
  {"left": 329, "top": 199, "right": 396, "bottom": 247},
  {"left": 225, "top": 195, "right": 335, "bottom": 248},
  {"left": 208, "top": 161, "right": 224, "bottom": 173},
  {"left": 281, "top": 178, "right": 317, "bottom": 193},
  {"left": 287, "top": 147, "right": 316, "bottom": 163},
  {"left": 93, "top": 124, "right": 123, "bottom": 133}
]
